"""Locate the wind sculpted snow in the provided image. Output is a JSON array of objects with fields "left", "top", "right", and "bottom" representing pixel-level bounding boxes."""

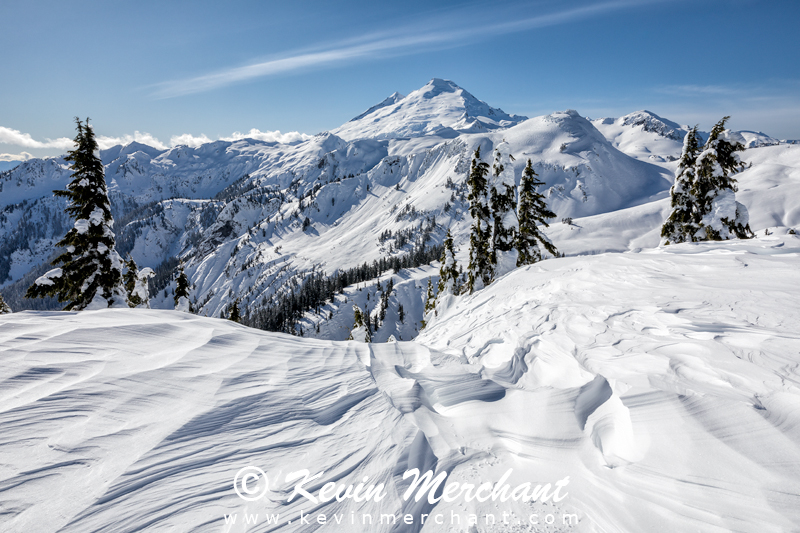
[{"left": 2, "top": 235, "right": 800, "bottom": 531}]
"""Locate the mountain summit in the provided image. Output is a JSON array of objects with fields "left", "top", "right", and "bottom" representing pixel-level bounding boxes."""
[{"left": 334, "top": 78, "right": 527, "bottom": 141}]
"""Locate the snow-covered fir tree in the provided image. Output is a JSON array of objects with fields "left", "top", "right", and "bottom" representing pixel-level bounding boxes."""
[
  {"left": 437, "top": 229, "right": 460, "bottom": 296},
  {"left": 490, "top": 142, "right": 518, "bottom": 274},
  {"left": 228, "top": 299, "right": 241, "bottom": 323},
  {"left": 123, "top": 257, "right": 154, "bottom": 308},
  {"left": 516, "top": 159, "right": 558, "bottom": 265},
  {"left": 0, "top": 294, "right": 11, "bottom": 314},
  {"left": 174, "top": 265, "right": 192, "bottom": 312},
  {"left": 661, "top": 118, "right": 753, "bottom": 243},
  {"left": 424, "top": 278, "right": 436, "bottom": 315},
  {"left": 466, "top": 147, "right": 494, "bottom": 293},
  {"left": 421, "top": 277, "right": 436, "bottom": 329},
  {"left": 348, "top": 305, "right": 370, "bottom": 342},
  {"left": 26, "top": 118, "right": 126, "bottom": 310},
  {"left": 693, "top": 117, "right": 753, "bottom": 241},
  {"left": 378, "top": 278, "right": 393, "bottom": 324},
  {"left": 661, "top": 127, "right": 702, "bottom": 244}
]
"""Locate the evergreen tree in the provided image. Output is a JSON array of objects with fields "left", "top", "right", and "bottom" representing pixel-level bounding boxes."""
[
  {"left": 437, "top": 229, "right": 459, "bottom": 296},
  {"left": 692, "top": 117, "right": 753, "bottom": 241},
  {"left": 347, "top": 304, "right": 370, "bottom": 342},
  {"left": 424, "top": 278, "right": 436, "bottom": 315},
  {"left": 661, "top": 118, "right": 753, "bottom": 243},
  {"left": 26, "top": 118, "right": 126, "bottom": 310},
  {"left": 174, "top": 265, "right": 192, "bottom": 312},
  {"left": 421, "top": 277, "right": 436, "bottom": 329},
  {"left": 466, "top": 147, "right": 494, "bottom": 293},
  {"left": 661, "top": 127, "right": 702, "bottom": 244},
  {"left": 228, "top": 299, "right": 241, "bottom": 323},
  {"left": 124, "top": 257, "right": 154, "bottom": 308},
  {"left": 377, "top": 276, "right": 394, "bottom": 324},
  {"left": 0, "top": 293, "right": 11, "bottom": 314},
  {"left": 490, "top": 142, "right": 518, "bottom": 272},
  {"left": 516, "top": 159, "right": 558, "bottom": 265}
]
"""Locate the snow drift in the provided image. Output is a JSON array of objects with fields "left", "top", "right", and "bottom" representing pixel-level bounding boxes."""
[{"left": 2, "top": 235, "right": 800, "bottom": 532}]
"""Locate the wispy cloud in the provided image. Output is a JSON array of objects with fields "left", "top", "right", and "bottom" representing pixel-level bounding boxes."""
[
  {"left": 655, "top": 84, "right": 742, "bottom": 96},
  {"left": 150, "top": 0, "right": 673, "bottom": 98}
]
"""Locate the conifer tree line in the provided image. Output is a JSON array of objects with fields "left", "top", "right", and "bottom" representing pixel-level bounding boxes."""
[
  {"left": 420, "top": 145, "right": 558, "bottom": 332},
  {"left": 662, "top": 117, "right": 754, "bottom": 244},
  {"left": 465, "top": 144, "right": 558, "bottom": 294},
  {"left": 244, "top": 242, "right": 442, "bottom": 334}
]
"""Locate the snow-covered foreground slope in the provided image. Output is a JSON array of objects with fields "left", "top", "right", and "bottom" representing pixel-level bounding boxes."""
[
  {"left": 2, "top": 236, "right": 800, "bottom": 532},
  {"left": 0, "top": 310, "right": 413, "bottom": 532},
  {"left": 419, "top": 235, "right": 800, "bottom": 531}
]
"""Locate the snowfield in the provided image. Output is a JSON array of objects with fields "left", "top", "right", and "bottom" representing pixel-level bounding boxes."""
[{"left": 2, "top": 235, "right": 800, "bottom": 532}]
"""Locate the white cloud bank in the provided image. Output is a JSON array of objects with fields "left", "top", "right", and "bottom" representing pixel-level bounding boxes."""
[
  {"left": 0, "top": 151, "right": 34, "bottom": 162},
  {"left": 0, "top": 126, "right": 74, "bottom": 150},
  {"left": 221, "top": 129, "right": 312, "bottom": 144},
  {"left": 1, "top": 127, "right": 312, "bottom": 154},
  {"left": 97, "top": 131, "right": 170, "bottom": 151}
]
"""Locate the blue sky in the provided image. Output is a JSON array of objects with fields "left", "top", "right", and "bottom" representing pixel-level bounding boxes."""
[{"left": 2, "top": 0, "right": 799, "bottom": 160}]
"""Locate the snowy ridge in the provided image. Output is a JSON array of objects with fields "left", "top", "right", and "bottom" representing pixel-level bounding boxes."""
[
  {"left": 348, "top": 91, "right": 405, "bottom": 122},
  {"left": 592, "top": 110, "right": 784, "bottom": 165}
]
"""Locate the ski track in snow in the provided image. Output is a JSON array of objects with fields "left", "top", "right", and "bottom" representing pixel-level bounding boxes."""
[{"left": 2, "top": 236, "right": 800, "bottom": 532}]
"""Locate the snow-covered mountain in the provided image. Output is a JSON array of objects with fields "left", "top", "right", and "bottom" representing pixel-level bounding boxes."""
[
  {"left": 334, "top": 78, "right": 527, "bottom": 140},
  {"left": 592, "top": 110, "right": 783, "bottom": 166},
  {"left": 1, "top": 79, "right": 798, "bottom": 342}
]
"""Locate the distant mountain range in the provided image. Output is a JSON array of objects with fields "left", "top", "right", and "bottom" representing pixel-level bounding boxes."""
[{"left": 2, "top": 78, "right": 799, "bottom": 341}]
